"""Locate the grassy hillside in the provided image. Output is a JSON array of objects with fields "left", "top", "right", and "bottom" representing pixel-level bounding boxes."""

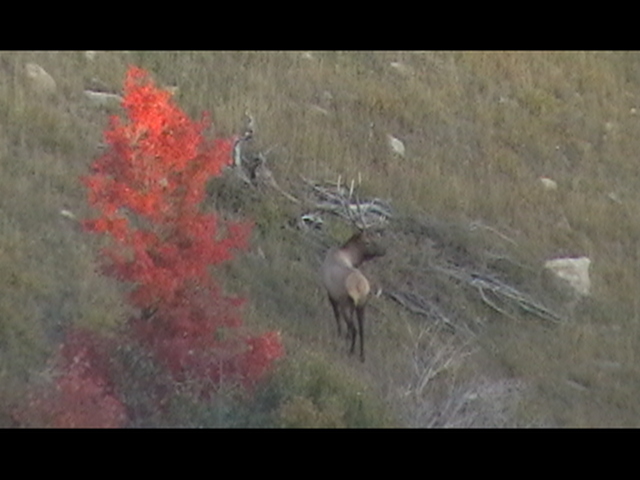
[{"left": 2, "top": 51, "right": 640, "bottom": 427}]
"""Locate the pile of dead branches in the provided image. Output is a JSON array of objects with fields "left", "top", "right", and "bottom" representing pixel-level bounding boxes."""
[
  {"left": 385, "top": 261, "right": 565, "bottom": 335},
  {"left": 300, "top": 176, "right": 393, "bottom": 230},
  {"left": 429, "top": 263, "right": 565, "bottom": 324}
]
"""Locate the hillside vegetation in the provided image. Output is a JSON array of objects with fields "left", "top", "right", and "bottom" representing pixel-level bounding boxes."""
[{"left": 2, "top": 51, "right": 640, "bottom": 427}]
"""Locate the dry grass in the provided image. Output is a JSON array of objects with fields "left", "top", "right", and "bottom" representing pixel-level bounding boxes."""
[{"left": 2, "top": 51, "right": 640, "bottom": 427}]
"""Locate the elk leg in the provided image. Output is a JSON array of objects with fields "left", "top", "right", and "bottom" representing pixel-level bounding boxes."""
[
  {"left": 345, "top": 305, "right": 357, "bottom": 355},
  {"left": 356, "top": 306, "right": 365, "bottom": 362},
  {"left": 329, "top": 296, "right": 342, "bottom": 337}
]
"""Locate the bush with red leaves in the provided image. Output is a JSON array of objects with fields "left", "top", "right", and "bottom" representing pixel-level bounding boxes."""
[
  {"left": 83, "top": 66, "right": 283, "bottom": 389},
  {"left": 20, "top": 330, "right": 126, "bottom": 428},
  {"left": 20, "top": 66, "right": 283, "bottom": 427}
]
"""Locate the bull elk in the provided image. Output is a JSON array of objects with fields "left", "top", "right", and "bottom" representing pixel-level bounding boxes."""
[{"left": 321, "top": 228, "right": 386, "bottom": 362}]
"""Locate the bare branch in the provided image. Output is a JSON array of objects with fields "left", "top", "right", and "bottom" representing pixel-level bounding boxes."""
[
  {"left": 469, "top": 220, "right": 518, "bottom": 246},
  {"left": 301, "top": 176, "right": 392, "bottom": 229},
  {"left": 430, "top": 264, "right": 565, "bottom": 323},
  {"left": 230, "top": 119, "right": 300, "bottom": 203},
  {"left": 384, "top": 290, "right": 459, "bottom": 333}
]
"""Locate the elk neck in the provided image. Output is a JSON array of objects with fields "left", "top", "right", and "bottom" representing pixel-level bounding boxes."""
[{"left": 337, "top": 242, "right": 366, "bottom": 268}]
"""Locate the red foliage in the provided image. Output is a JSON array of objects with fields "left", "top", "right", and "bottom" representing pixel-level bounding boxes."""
[
  {"left": 21, "top": 66, "right": 283, "bottom": 426},
  {"left": 82, "top": 66, "right": 252, "bottom": 308},
  {"left": 22, "top": 330, "right": 126, "bottom": 428},
  {"left": 82, "top": 66, "right": 283, "bottom": 391}
]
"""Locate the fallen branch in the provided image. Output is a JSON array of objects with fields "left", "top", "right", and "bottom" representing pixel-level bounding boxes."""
[
  {"left": 430, "top": 264, "right": 565, "bottom": 323},
  {"left": 301, "top": 176, "right": 393, "bottom": 227},
  {"left": 231, "top": 128, "right": 300, "bottom": 204},
  {"left": 384, "top": 289, "right": 459, "bottom": 333},
  {"left": 469, "top": 220, "right": 518, "bottom": 246}
]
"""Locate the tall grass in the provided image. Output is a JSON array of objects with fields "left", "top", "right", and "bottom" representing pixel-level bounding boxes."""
[{"left": 2, "top": 51, "right": 640, "bottom": 426}]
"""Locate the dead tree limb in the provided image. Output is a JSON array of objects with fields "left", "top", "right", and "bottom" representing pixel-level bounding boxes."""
[
  {"left": 301, "top": 176, "right": 392, "bottom": 227},
  {"left": 384, "top": 290, "right": 459, "bottom": 333},
  {"left": 430, "top": 264, "right": 565, "bottom": 323}
]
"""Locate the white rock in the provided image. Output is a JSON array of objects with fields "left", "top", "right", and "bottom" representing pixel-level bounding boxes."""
[
  {"left": 321, "top": 90, "right": 333, "bottom": 101},
  {"left": 164, "top": 85, "right": 179, "bottom": 96},
  {"left": 25, "top": 63, "right": 56, "bottom": 95},
  {"left": 544, "top": 257, "right": 591, "bottom": 297},
  {"left": 607, "top": 192, "right": 622, "bottom": 204},
  {"left": 390, "top": 61, "right": 412, "bottom": 76},
  {"left": 84, "top": 51, "right": 98, "bottom": 61},
  {"left": 84, "top": 90, "right": 123, "bottom": 106},
  {"left": 387, "top": 134, "right": 405, "bottom": 157},
  {"left": 308, "top": 104, "right": 330, "bottom": 116},
  {"left": 539, "top": 176, "right": 558, "bottom": 190}
]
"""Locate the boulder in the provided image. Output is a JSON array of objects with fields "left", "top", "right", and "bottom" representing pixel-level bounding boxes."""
[
  {"left": 544, "top": 257, "right": 591, "bottom": 297},
  {"left": 25, "top": 63, "right": 56, "bottom": 95}
]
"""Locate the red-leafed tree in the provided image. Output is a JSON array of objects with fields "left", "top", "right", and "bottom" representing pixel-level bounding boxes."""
[
  {"left": 81, "top": 66, "right": 283, "bottom": 393},
  {"left": 18, "top": 66, "right": 283, "bottom": 427}
]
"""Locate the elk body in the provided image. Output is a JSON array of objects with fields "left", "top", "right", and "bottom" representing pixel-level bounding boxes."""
[{"left": 321, "top": 230, "right": 386, "bottom": 362}]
